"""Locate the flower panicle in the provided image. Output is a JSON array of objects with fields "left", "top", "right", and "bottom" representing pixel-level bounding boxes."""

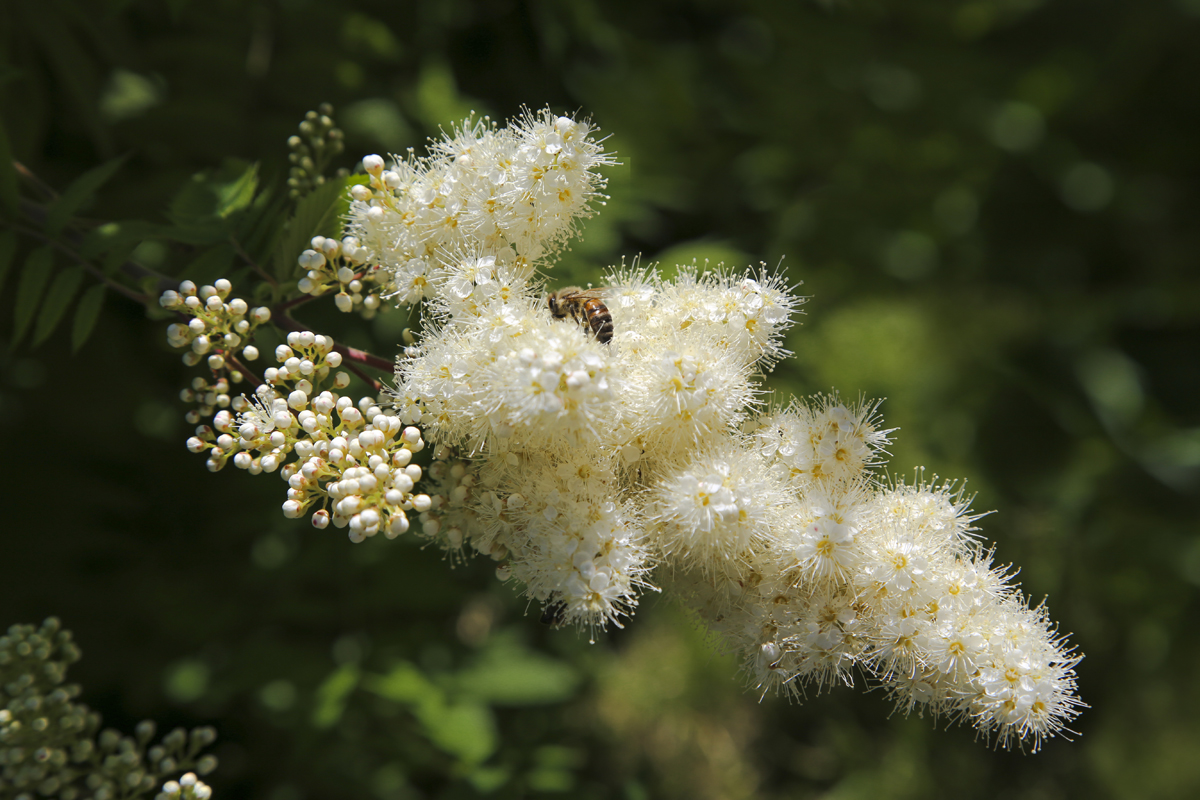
[{"left": 163, "top": 106, "right": 1084, "bottom": 754}]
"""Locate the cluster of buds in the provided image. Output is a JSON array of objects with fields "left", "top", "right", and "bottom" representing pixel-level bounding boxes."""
[
  {"left": 287, "top": 102, "right": 347, "bottom": 199},
  {"left": 161, "top": 279, "right": 275, "bottom": 424},
  {"left": 295, "top": 235, "right": 387, "bottom": 316},
  {"left": 183, "top": 330, "right": 431, "bottom": 540},
  {"left": 0, "top": 619, "right": 217, "bottom": 800},
  {"left": 161, "top": 280, "right": 270, "bottom": 366},
  {"left": 156, "top": 772, "right": 212, "bottom": 800}
]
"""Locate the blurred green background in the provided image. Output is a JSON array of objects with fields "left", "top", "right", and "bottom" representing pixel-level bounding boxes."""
[{"left": 2, "top": 0, "right": 1199, "bottom": 798}]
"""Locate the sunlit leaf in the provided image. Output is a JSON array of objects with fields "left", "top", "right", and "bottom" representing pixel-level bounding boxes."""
[
  {"left": 166, "top": 159, "right": 263, "bottom": 244},
  {"left": 11, "top": 246, "right": 53, "bottom": 347},
  {"left": 214, "top": 162, "right": 260, "bottom": 219},
  {"left": 272, "top": 176, "right": 349, "bottom": 281},
  {"left": 455, "top": 640, "right": 580, "bottom": 706},
  {"left": 363, "top": 660, "right": 438, "bottom": 705},
  {"left": 416, "top": 701, "right": 497, "bottom": 766},
  {"left": 31, "top": 265, "right": 84, "bottom": 347},
  {"left": 466, "top": 765, "right": 512, "bottom": 793},
  {"left": 71, "top": 284, "right": 106, "bottom": 352},
  {"left": 236, "top": 182, "right": 288, "bottom": 264},
  {"left": 46, "top": 154, "right": 131, "bottom": 236},
  {"left": 312, "top": 664, "right": 359, "bottom": 729}
]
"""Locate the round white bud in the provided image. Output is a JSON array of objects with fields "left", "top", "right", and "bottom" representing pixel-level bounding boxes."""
[
  {"left": 362, "top": 154, "right": 385, "bottom": 175},
  {"left": 386, "top": 513, "right": 409, "bottom": 538}
]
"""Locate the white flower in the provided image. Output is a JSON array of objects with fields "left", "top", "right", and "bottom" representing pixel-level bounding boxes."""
[{"left": 791, "top": 515, "right": 859, "bottom": 582}]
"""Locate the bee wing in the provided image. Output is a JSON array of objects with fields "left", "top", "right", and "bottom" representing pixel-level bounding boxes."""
[{"left": 565, "top": 287, "right": 607, "bottom": 299}]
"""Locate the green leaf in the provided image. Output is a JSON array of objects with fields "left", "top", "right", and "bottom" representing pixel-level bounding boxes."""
[
  {"left": 11, "top": 247, "right": 54, "bottom": 347},
  {"left": 455, "top": 640, "right": 580, "bottom": 706},
  {"left": 71, "top": 284, "right": 106, "bottom": 352},
  {"left": 364, "top": 661, "right": 496, "bottom": 765},
  {"left": 419, "top": 702, "right": 497, "bottom": 766},
  {"left": 311, "top": 664, "right": 359, "bottom": 729},
  {"left": 214, "top": 162, "right": 259, "bottom": 219},
  {"left": 236, "top": 183, "right": 288, "bottom": 264},
  {"left": 162, "top": 160, "right": 264, "bottom": 246},
  {"left": 0, "top": 119, "right": 17, "bottom": 217},
  {"left": 32, "top": 266, "right": 84, "bottom": 347},
  {"left": 183, "top": 243, "right": 236, "bottom": 287},
  {"left": 272, "top": 176, "right": 350, "bottom": 281},
  {"left": 0, "top": 230, "right": 17, "bottom": 295},
  {"left": 363, "top": 660, "right": 439, "bottom": 705},
  {"left": 46, "top": 154, "right": 130, "bottom": 236}
]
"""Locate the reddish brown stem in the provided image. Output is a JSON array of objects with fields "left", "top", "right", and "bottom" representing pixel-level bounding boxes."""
[
  {"left": 226, "top": 353, "right": 265, "bottom": 391},
  {"left": 342, "top": 361, "right": 384, "bottom": 394}
]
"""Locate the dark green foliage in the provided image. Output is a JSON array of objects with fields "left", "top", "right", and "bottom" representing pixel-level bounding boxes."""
[
  {"left": 0, "top": 618, "right": 217, "bottom": 799},
  {"left": 1, "top": 1, "right": 1198, "bottom": 799},
  {"left": 11, "top": 247, "right": 53, "bottom": 347}
]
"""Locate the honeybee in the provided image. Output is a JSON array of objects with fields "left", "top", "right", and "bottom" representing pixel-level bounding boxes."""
[
  {"left": 546, "top": 287, "right": 613, "bottom": 344},
  {"left": 540, "top": 598, "right": 568, "bottom": 627}
]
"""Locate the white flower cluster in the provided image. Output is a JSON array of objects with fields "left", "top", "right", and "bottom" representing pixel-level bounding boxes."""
[
  {"left": 161, "top": 279, "right": 271, "bottom": 367},
  {"left": 295, "top": 234, "right": 387, "bottom": 316},
  {"left": 163, "top": 277, "right": 433, "bottom": 539},
  {"left": 351, "top": 109, "right": 1082, "bottom": 749},
  {"left": 183, "top": 329, "right": 431, "bottom": 540},
  {"left": 345, "top": 108, "right": 616, "bottom": 305},
  {"left": 157, "top": 772, "right": 211, "bottom": 800}
]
